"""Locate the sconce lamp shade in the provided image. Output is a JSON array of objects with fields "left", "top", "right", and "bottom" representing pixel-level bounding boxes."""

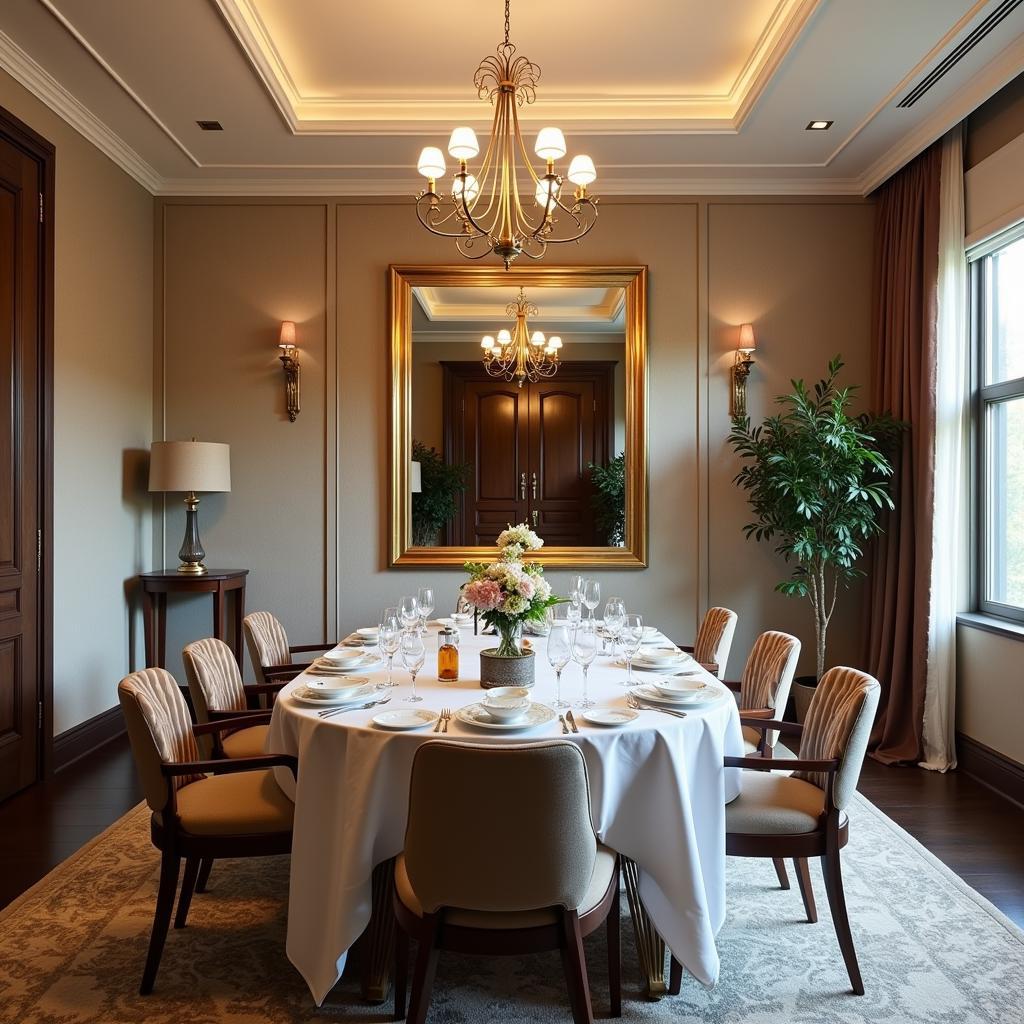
[
  {"left": 738, "top": 323, "right": 756, "bottom": 353},
  {"left": 410, "top": 460, "right": 422, "bottom": 494},
  {"left": 279, "top": 320, "right": 296, "bottom": 347},
  {"left": 149, "top": 441, "right": 231, "bottom": 494}
]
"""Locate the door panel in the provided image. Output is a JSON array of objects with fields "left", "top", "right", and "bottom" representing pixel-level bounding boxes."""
[{"left": 0, "top": 134, "right": 40, "bottom": 801}]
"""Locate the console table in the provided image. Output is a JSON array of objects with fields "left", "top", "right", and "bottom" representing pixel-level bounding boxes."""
[{"left": 139, "top": 569, "right": 249, "bottom": 669}]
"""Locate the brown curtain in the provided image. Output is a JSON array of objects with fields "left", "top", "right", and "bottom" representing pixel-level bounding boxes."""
[{"left": 865, "top": 142, "right": 941, "bottom": 765}]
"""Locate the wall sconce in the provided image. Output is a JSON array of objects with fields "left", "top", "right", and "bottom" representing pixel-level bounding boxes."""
[
  {"left": 730, "top": 323, "right": 757, "bottom": 419},
  {"left": 278, "top": 321, "right": 300, "bottom": 422}
]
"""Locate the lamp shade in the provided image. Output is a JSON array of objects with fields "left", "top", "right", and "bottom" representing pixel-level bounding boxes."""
[
  {"left": 738, "top": 323, "right": 756, "bottom": 352},
  {"left": 149, "top": 441, "right": 231, "bottom": 494},
  {"left": 279, "top": 320, "right": 296, "bottom": 346},
  {"left": 410, "top": 460, "right": 422, "bottom": 494}
]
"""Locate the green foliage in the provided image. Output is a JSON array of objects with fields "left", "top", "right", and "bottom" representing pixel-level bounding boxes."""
[
  {"left": 727, "top": 356, "right": 901, "bottom": 677},
  {"left": 588, "top": 453, "right": 626, "bottom": 546},
  {"left": 411, "top": 441, "right": 470, "bottom": 546}
]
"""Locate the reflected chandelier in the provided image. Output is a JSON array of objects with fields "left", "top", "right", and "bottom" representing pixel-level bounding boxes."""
[
  {"left": 481, "top": 288, "right": 562, "bottom": 387},
  {"left": 415, "top": 0, "right": 598, "bottom": 269}
]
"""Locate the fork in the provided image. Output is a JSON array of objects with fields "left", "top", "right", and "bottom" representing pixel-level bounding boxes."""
[
  {"left": 442, "top": 707, "right": 451, "bottom": 734},
  {"left": 626, "top": 695, "right": 687, "bottom": 719},
  {"left": 558, "top": 714, "right": 570, "bottom": 734},
  {"left": 317, "top": 696, "right": 391, "bottom": 719}
]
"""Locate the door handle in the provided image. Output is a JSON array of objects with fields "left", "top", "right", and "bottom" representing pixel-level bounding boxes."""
[
  {"left": 520, "top": 472, "right": 527, "bottom": 501},
  {"left": 531, "top": 472, "right": 537, "bottom": 499},
  {"left": 531, "top": 510, "right": 539, "bottom": 527}
]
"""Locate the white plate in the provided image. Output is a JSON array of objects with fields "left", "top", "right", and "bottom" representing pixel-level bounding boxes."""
[
  {"left": 372, "top": 708, "right": 438, "bottom": 730},
  {"left": 632, "top": 683, "right": 721, "bottom": 707},
  {"left": 632, "top": 652, "right": 691, "bottom": 670},
  {"left": 582, "top": 708, "right": 640, "bottom": 727},
  {"left": 309, "top": 654, "right": 382, "bottom": 674},
  {"left": 320, "top": 648, "right": 371, "bottom": 666},
  {"left": 291, "top": 682, "right": 375, "bottom": 707},
  {"left": 455, "top": 702, "right": 558, "bottom": 732},
  {"left": 356, "top": 627, "right": 380, "bottom": 638},
  {"left": 651, "top": 677, "right": 710, "bottom": 698}
]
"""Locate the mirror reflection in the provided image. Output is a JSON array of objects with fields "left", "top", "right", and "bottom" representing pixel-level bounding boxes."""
[{"left": 410, "top": 283, "right": 627, "bottom": 549}]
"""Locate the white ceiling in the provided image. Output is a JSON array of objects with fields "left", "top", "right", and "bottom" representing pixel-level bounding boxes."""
[{"left": 0, "top": 0, "right": 1022, "bottom": 196}]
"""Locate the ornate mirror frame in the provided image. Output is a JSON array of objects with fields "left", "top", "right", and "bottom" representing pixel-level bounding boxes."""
[{"left": 389, "top": 264, "right": 648, "bottom": 567}]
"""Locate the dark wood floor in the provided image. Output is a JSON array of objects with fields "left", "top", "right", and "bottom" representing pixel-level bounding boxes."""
[{"left": 0, "top": 737, "right": 1022, "bottom": 930}]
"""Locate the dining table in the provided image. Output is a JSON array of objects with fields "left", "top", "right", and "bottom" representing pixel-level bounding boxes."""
[{"left": 265, "top": 624, "right": 744, "bottom": 1007}]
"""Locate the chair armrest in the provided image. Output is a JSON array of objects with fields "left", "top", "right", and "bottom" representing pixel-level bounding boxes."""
[
  {"left": 161, "top": 753, "right": 298, "bottom": 780},
  {"left": 193, "top": 713, "right": 272, "bottom": 735},
  {"left": 699, "top": 661, "right": 719, "bottom": 676},
  {"left": 739, "top": 715, "right": 803, "bottom": 736},
  {"left": 680, "top": 644, "right": 695, "bottom": 654},
  {"left": 261, "top": 663, "right": 310, "bottom": 680},
  {"left": 243, "top": 682, "right": 288, "bottom": 695},
  {"left": 289, "top": 642, "right": 336, "bottom": 653},
  {"left": 725, "top": 754, "right": 838, "bottom": 773},
  {"left": 722, "top": 679, "right": 741, "bottom": 692},
  {"left": 740, "top": 707, "right": 776, "bottom": 720}
]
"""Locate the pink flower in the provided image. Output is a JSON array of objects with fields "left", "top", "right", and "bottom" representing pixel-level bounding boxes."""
[
  {"left": 464, "top": 579, "right": 503, "bottom": 612},
  {"left": 517, "top": 575, "right": 535, "bottom": 600}
]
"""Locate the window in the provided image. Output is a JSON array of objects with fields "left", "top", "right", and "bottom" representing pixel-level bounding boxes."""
[{"left": 973, "top": 232, "right": 1024, "bottom": 621}]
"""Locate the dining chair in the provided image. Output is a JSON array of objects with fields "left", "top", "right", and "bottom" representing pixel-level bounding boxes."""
[
  {"left": 681, "top": 607, "right": 738, "bottom": 679},
  {"left": 393, "top": 741, "right": 621, "bottom": 1024},
  {"left": 670, "top": 666, "right": 880, "bottom": 996},
  {"left": 118, "top": 667, "right": 297, "bottom": 995},
  {"left": 243, "top": 610, "right": 336, "bottom": 685}
]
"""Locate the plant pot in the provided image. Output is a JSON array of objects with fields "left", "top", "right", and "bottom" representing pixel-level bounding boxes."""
[
  {"left": 791, "top": 674, "right": 819, "bottom": 724},
  {"left": 479, "top": 648, "right": 535, "bottom": 690}
]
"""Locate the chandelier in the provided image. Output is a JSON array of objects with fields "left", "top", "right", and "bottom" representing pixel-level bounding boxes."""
[
  {"left": 415, "top": 0, "right": 598, "bottom": 269},
  {"left": 481, "top": 288, "right": 562, "bottom": 387}
]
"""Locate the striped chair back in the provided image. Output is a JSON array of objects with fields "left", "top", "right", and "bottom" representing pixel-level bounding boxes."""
[
  {"left": 243, "top": 611, "right": 291, "bottom": 685},
  {"left": 182, "top": 637, "right": 246, "bottom": 723},
  {"left": 692, "top": 607, "right": 738, "bottom": 679}
]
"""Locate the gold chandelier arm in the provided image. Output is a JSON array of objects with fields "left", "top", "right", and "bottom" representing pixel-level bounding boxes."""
[
  {"left": 415, "top": 192, "right": 480, "bottom": 238},
  {"left": 455, "top": 236, "right": 496, "bottom": 260}
]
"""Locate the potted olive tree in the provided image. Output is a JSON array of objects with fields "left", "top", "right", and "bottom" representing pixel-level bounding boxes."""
[
  {"left": 727, "top": 357, "right": 898, "bottom": 716},
  {"left": 411, "top": 441, "right": 470, "bottom": 547}
]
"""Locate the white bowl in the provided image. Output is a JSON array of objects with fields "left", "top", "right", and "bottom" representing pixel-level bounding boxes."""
[
  {"left": 356, "top": 627, "right": 380, "bottom": 638},
  {"left": 482, "top": 686, "right": 532, "bottom": 722},
  {"left": 321, "top": 648, "right": 369, "bottom": 665},
  {"left": 304, "top": 678, "right": 366, "bottom": 698},
  {"left": 451, "top": 612, "right": 474, "bottom": 625},
  {"left": 652, "top": 677, "right": 708, "bottom": 698}
]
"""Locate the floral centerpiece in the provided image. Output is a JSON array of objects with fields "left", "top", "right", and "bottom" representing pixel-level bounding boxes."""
[{"left": 463, "top": 524, "right": 561, "bottom": 686}]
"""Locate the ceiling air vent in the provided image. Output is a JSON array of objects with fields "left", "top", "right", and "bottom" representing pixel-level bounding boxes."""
[
  {"left": 898, "top": 0, "right": 1024, "bottom": 108},
  {"left": 196, "top": 120, "right": 223, "bottom": 131}
]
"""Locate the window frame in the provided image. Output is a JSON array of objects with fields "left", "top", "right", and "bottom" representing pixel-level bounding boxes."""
[{"left": 970, "top": 230, "right": 1024, "bottom": 624}]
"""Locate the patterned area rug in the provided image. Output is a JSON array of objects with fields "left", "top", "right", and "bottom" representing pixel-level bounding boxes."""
[{"left": 0, "top": 793, "right": 1021, "bottom": 1023}]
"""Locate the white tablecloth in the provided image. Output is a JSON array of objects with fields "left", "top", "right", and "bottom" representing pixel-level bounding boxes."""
[{"left": 266, "top": 629, "right": 743, "bottom": 1005}]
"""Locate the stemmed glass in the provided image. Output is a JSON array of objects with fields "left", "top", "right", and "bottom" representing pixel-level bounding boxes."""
[
  {"left": 417, "top": 587, "right": 434, "bottom": 635},
  {"left": 400, "top": 632, "right": 425, "bottom": 703},
  {"left": 546, "top": 614, "right": 572, "bottom": 710},
  {"left": 377, "top": 614, "right": 401, "bottom": 689},
  {"left": 582, "top": 580, "right": 601, "bottom": 621},
  {"left": 567, "top": 575, "right": 584, "bottom": 626},
  {"left": 619, "top": 613, "right": 644, "bottom": 689},
  {"left": 603, "top": 597, "right": 625, "bottom": 657},
  {"left": 572, "top": 620, "right": 599, "bottom": 710},
  {"left": 399, "top": 595, "right": 420, "bottom": 634}
]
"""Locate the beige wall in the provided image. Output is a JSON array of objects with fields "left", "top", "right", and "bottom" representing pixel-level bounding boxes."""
[
  {"left": 956, "top": 625, "right": 1024, "bottom": 763},
  {"left": 156, "top": 196, "right": 876, "bottom": 682},
  {"left": 0, "top": 69, "right": 154, "bottom": 734}
]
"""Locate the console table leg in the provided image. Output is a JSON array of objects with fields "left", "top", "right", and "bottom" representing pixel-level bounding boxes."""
[
  {"left": 142, "top": 589, "right": 155, "bottom": 666},
  {"left": 359, "top": 857, "right": 396, "bottom": 1004},
  {"left": 622, "top": 856, "right": 668, "bottom": 1000}
]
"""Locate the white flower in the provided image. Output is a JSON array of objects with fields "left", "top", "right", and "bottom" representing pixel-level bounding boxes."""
[
  {"left": 496, "top": 523, "right": 543, "bottom": 554},
  {"left": 502, "top": 593, "right": 528, "bottom": 615}
]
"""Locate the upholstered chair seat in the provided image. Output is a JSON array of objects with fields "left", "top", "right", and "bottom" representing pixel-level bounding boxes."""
[
  {"left": 725, "top": 772, "right": 848, "bottom": 835},
  {"left": 174, "top": 769, "right": 294, "bottom": 837},
  {"left": 220, "top": 724, "right": 270, "bottom": 759}
]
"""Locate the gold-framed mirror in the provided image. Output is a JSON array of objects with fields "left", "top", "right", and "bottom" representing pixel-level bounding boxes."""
[{"left": 389, "top": 265, "right": 648, "bottom": 567}]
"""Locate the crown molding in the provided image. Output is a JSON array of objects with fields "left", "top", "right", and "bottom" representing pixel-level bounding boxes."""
[{"left": 0, "top": 28, "right": 162, "bottom": 192}]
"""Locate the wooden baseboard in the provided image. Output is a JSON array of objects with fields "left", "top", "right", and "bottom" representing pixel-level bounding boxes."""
[
  {"left": 53, "top": 707, "right": 125, "bottom": 772},
  {"left": 957, "top": 732, "right": 1024, "bottom": 810}
]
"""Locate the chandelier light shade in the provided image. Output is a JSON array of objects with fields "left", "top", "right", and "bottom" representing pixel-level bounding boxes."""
[
  {"left": 482, "top": 288, "right": 562, "bottom": 387},
  {"left": 415, "top": 0, "right": 598, "bottom": 269}
]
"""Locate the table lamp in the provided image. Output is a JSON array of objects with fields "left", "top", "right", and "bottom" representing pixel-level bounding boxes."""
[{"left": 149, "top": 440, "right": 231, "bottom": 574}]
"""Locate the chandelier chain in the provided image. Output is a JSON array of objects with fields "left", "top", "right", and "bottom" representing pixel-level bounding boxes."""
[{"left": 504, "top": 0, "right": 511, "bottom": 47}]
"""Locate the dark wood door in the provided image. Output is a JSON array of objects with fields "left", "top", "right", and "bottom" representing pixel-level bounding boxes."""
[
  {"left": 0, "top": 132, "right": 42, "bottom": 800},
  {"left": 444, "top": 362, "right": 613, "bottom": 546}
]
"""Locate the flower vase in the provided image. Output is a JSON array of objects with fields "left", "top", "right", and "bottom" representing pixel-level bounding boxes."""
[{"left": 480, "top": 625, "right": 535, "bottom": 689}]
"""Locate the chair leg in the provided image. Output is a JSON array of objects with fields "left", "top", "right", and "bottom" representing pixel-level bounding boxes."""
[
  {"left": 607, "top": 873, "right": 621, "bottom": 1018},
  {"left": 195, "top": 857, "right": 214, "bottom": 893},
  {"left": 141, "top": 849, "right": 181, "bottom": 995},
  {"left": 174, "top": 856, "right": 201, "bottom": 929},
  {"left": 406, "top": 914, "right": 441, "bottom": 1024},
  {"left": 773, "top": 857, "right": 791, "bottom": 890},
  {"left": 560, "top": 909, "right": 594, "bottom": 1024},
  {"left": 793, "top": 858, "right": 818, "bottom": 923},
  {"left": 668, "top": 956, "right": 683, "bottom": 996},
  {"left": 393, "top": 924, "right": 409, "bottom": 1021},
  {"left": 821, "top": 846, "right": 864, "bottom": 995}
]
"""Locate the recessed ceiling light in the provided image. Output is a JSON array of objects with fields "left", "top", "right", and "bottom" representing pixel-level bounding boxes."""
[
  {"left": 196, "top": 120, "right": 223, "bottom": 131},
  {"left": 806, "top": 120, "right": 833, "bottom": 130}
]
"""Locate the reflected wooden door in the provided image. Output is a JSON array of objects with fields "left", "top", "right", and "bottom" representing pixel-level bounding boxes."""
[{"left": 0, "top": 129, "right": 42, "bottom": 800}]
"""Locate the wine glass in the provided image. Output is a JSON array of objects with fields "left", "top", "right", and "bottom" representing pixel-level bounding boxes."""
[
  {"left": 399, "top": 595, "right": 419, "bottom": 634},
  {"left": 400, "top": 632, "right": 425, "bottom": 703},
  {"left": 567, "top": 575, "right": 584, "bottom": 626},
  {"left": 572, "top": 620, "right": 599, "bottom": 710},
  {"left": 547, "top": 619, "right": 572, "bottom": 709},
  {"left": 377, "top": 615, "right": 401, "bottom": 689},
  {"left": 417, "top": 587, "right": 434, "bottom": 634},
  {"left": 603, "top": 597, "right": 626, "bottom": 657},
  {"left": 582, "top": 579, "right": 601, "bottom": 621},
  {"left": 619, "top": 613, "right": 644, "bottom": 688}
]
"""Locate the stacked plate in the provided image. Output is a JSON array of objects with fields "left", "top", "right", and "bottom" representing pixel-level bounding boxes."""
[
  {"left": 629, "top": 677, "right": 723, "bottom": 709},
  {"left": 308, "top": 648, "right": 382, "bottom": 675},
  {"left": 456, "top": 690, "right": 557, "bottom": 732},
  {"left": 623, "top": 647, "right": 693, "bottom": 671},
  {"left": 292, "top": 679, "right": 375, "bottom": 708}
]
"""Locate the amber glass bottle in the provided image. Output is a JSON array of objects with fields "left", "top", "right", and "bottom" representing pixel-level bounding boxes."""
[{"left": 437, "top": 627, "right": 460, "bottom": 682}]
